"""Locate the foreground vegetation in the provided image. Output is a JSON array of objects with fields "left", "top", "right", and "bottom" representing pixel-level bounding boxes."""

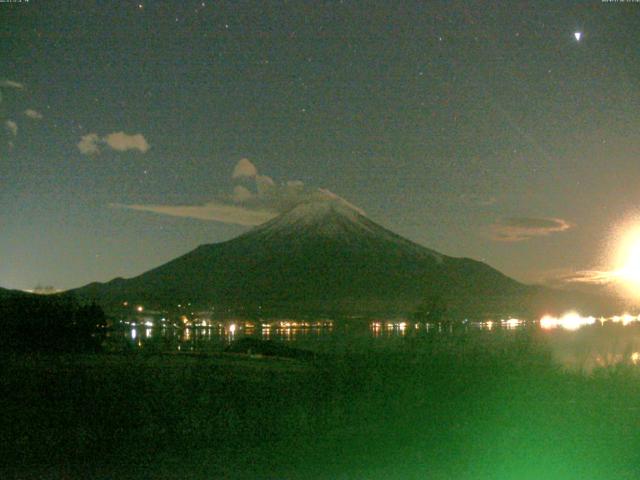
[{"left": 1, "top": 331, "right": 640, "bottom": 479}]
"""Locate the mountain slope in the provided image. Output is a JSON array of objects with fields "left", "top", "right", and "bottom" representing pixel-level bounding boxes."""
[{"left": 70, "top": 201, "right": 615, "bottom": 318}]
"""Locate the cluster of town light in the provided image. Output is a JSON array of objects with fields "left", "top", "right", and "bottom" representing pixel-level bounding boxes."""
[
  {"left": 368, "top": 314, "right": 640, "bottom": 334},
  {"left": 539, "top": 312, "right": 596, "bottom": 331},
  {"left": 125, "top": 302, "right": 640, "bottom": 337},
  {"left": 539, "top": 312, "right": 640, "bottom": 330}
]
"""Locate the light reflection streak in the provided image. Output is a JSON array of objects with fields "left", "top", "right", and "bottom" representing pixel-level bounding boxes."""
[
  {"left": 398, "top": 322, "right": 407, "bottom": 335},
  {"left": 370, "top": 322, "right": 381, "bottom": 337},
  {"left": 182, "top": 328, "right": 191, "bottom": 341}
]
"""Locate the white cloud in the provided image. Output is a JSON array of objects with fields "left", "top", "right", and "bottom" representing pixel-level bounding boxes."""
[
  {"left": 0, "top": 80, "right": 24, "bottom": 90},
  {"left": 255, "top": 174, "right": 276, "bottom": 194},
  {"left": 232, "top": 158, "right": 258, "bottom": 178},
  {"left": 554, "top": 269, "right": 615, "bottom": 285},
  {"left": 111, "top": 202, "right": 277, "bottom": 226},
  {"left": 5, "top": 120, "right": 17, "bottom": 136},
  {"left": 489, "top": 217, "right": 572, "bottom": 242},
  {"left": 103, "top": 132, "right": 150, "bottom": 153},
  {"left": 114, "top": 159, "right": 363, "bottom": 225},
  {"left": 77, "top": 133, "right": 101, "bottom": 155},
  {"left": 77, "top": 131, "right": 150, "bottom": 155},
  {"left": 232, "top": 185, "right": 254, "bottom": 202},
  {"left": 24, "top": 109, "right": 43, "bottom": 120}
]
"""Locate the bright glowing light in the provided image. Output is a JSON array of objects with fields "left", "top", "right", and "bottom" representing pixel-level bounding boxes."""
[
  {"left": 229, "top": 323, "right": 236, "bottom": 334},
  {"left": 539, "top": 312, "right": 596, "bottom": 331},
  {"left": 621, "top": 313, "right": 637, "bottom": 326},
  {"left": 560, "top": 312, "right": 588, "bottom": 331},
  {"left": 136, "top": 305, "right": 144, "bottom": 312},
  {"left": 600, "top": 223, "right": 640, "bottom": 298},
  {"left": 540, "top": 315, "right": 558, "bottom": 330},
  {"left": 617, "top": 241, "right": 640, "bottom": 286},
  {"left": 574, "top": 31, "right": 582, "bottom": 41},
  {"left": 503, "top": 318, "right": 521, "bottom": 329}
]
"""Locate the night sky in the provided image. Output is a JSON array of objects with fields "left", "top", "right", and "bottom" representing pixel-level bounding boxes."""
[{"left": 2, "top": 0, "right": 640, "bottom": 292}]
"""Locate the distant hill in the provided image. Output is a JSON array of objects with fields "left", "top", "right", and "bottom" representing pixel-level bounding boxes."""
[
  {"left": 69, "top": 200, "right": 619, "bottom": 319},
  {"left": 0, "top": 287, "right": 31, "bottom": 300}
]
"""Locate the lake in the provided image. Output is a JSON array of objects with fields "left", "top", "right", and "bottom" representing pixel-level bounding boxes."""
[{"left": 107, "top": 313, "right": 640, "bottom": 371}]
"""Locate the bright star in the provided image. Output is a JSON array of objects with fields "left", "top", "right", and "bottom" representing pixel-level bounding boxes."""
[{"left": 574, "top": 32, "right": 582, "bottom": 41}]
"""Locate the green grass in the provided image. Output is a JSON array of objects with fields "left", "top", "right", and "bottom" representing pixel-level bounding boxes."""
[{"left": 2, "top": 331, "right": 640, "bottom": 479}]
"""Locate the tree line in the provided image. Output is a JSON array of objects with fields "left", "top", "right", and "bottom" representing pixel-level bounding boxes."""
[{"left": 0, "top": 293, "right": 107, "bottom": 352}]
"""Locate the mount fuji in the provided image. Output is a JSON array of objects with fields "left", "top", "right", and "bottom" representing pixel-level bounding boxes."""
[{"left": 70, "top": 200, "right": 612, "bottom": 318}]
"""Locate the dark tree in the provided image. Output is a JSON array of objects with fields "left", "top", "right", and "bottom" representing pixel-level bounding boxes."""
[{"left": 0, "top": 293, "right": 107, "bottom": 352}]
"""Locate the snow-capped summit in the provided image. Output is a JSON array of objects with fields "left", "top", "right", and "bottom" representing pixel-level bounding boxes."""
[
  {"left": 256, "top": 199, "right": 365, "bottom": 230},
  {"left": 247, "top": 199, "right": 374, "bottom": 238},
  {"left": 241, "top": 199, "right": 442, "bottom": 262}
]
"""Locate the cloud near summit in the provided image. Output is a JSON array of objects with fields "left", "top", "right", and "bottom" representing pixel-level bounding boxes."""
[
  {"left": 489, "top": 216, "right": 572, "bottom": 242},
  {"left": 232, "top": 158, "right": 258, "bottom": 178},
  {"left": 113, "top": 158, "right": 363, "bottom": 226}
]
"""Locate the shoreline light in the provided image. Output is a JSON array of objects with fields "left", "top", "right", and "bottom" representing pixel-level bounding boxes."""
[{"left": 540, "top": 312, "right": 626, "bottom": 331}]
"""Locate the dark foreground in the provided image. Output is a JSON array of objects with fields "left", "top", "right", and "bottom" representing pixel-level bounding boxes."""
[{"left": 2, "top": 331, "right": 640, "bottom": 479}]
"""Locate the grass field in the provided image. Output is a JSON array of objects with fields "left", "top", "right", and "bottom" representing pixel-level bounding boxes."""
[{"left": 2, "top": 330, "right": 640, "bottom": 479}]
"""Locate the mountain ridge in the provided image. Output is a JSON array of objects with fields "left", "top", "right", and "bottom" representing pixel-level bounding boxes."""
[{"left": 69, "top": 200, "right": 617, "bottom": 318}]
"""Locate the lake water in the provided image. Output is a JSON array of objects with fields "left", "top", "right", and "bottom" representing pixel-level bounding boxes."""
[{"left": 106, "top": 314, "right": 640, "bottom": 371}]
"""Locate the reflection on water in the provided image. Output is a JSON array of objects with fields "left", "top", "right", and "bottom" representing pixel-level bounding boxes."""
[{"left": 106, "top": 313, "right": 640, "bottom": 371}]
